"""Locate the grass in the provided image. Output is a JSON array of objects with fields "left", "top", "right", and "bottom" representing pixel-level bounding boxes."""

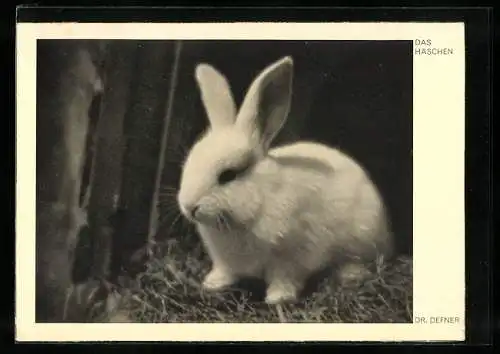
[{"left": 90, "top": 231, "right": 413, "bottom": 324}]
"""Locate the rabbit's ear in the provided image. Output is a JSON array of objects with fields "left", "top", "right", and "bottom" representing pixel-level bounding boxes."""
[
  {"left": 237, "top": 56, "right": 294, "bottom": 152},
  {"left": 195, "top": 63, "right": 237, "bottom": 129}
]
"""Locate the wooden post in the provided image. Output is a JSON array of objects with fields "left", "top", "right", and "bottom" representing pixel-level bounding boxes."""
[
  {"left": 147, "top": 41, "right": 183, "bottom": 242},
  {"left": 36, "top": 40, "right": 106, "bottom": 322},
  {"left": 111, "top": 41, "right": 181, "bottom": 277},
  {"left": 85, "top": 42, "right": 139, "bottom": 282}
]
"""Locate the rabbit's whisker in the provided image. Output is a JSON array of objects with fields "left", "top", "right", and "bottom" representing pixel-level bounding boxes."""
[
  {"left": 158, "top": 210, "right": 183, "bottom": 235},
  {"left": 159, "top": 188, "right": 177, "bottom": 193},
  {"left": 160, "top": 187, "right": 178, "bottom": 193},
  {"left": 168, "top": 213, "right": 183, "bottom": 232},
  {"left": 157, "top": 199, "right": 181, "bottom": 210},
  {"left": 158, "top": 193, "right": 178, "bottom": 200},
  {"left": 159, "top": 203, "right": 180, "bottom": 214},
  {"left": 157, "top": 207, "right": 181, "bottom": 229},
  {"left": 220, "top": 213, "right": 232, "bottom": 233},
  {"left": 218, "top": 214, "right": 226, "bottom": 232},
  {"left": 216, "top": 214, "right": 224, "bottom": 231}
]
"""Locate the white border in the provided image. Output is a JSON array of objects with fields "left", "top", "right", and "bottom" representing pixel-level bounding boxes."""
[{"left": 16, "top": 22, "right": 465, "bottom": 342}]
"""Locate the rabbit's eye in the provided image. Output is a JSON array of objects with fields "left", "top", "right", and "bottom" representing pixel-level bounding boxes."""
[
  {"left": 218, "top": 158, "right": 253, "bottom": 185},
  {"left": 218, "top": 169, "right": 238, "bottom": 185}
]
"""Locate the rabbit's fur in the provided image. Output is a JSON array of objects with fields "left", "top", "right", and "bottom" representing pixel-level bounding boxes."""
[{"left": 177, "top": 56, "right": 394, "bottom": 304}]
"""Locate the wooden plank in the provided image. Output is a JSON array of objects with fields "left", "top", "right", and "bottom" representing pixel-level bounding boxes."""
[
  {"left": 85, "top": 41, "right": 139, "bottom": 282},
  {"left": 36, "top": 40, "right": 106, "bottom": 322},
  {"left": 111, "top": 41, "right": 179, "bottom": 276}
]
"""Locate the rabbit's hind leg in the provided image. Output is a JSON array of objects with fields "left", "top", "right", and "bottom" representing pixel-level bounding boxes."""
[
  {"left": 264, "top": 261, "right": 309, "bottom": 305},
  {"left": 337, "top": 262, "right": 372, "bottom": 287}
]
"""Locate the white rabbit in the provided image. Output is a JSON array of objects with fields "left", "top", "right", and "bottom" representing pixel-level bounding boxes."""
[{"left": 177, "top": 56, "right": 394, "bottom": 305}]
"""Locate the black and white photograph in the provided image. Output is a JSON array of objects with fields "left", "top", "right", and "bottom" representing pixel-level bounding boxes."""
[
  {"left": 16, "top": 21, "right": 465, "bottom": 342},
  {"left": 35, "top": 37, "right": 413, "bottom": 324}
]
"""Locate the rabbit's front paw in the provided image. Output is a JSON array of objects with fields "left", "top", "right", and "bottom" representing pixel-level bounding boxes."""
[
  {"left": 265, "top": 282, "right": 299, "bottom": 305},
  {"left": 202, "top": 268, "right": 235, "bottom": 292}
]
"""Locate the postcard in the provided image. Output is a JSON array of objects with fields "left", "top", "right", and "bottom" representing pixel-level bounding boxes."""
[{"left": 16, "top": 21, "right": 465, "bottom": 342}]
